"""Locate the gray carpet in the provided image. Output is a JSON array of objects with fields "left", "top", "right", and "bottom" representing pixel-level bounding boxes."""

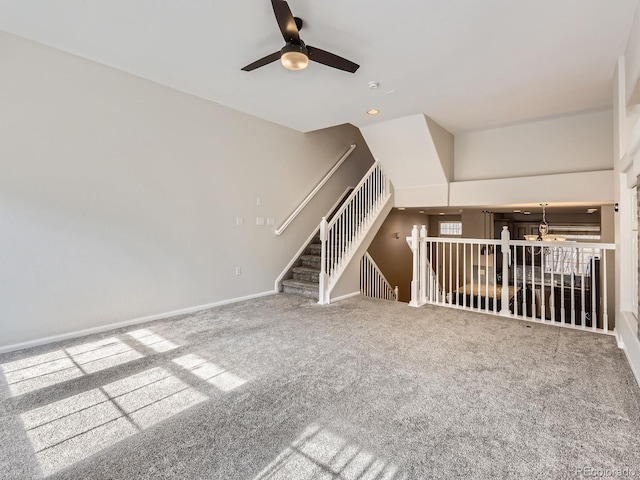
[{"left": 1, "top": 294, "right": 639, "bottom": 479}]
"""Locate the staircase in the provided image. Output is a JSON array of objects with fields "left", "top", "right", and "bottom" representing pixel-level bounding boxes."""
[
  {"left": 281, "top": 188, "right": 354, "bottom": 299},
  {"left": 281, "top": 236, "right": 322, "bottom": 299},
  {"left": 278, "top": 161, "right": 393, "bottom": 303}
]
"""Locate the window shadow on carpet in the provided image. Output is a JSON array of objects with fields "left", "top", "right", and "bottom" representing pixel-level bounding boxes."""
[
  {"left": 255, "top": 424, "right": 406, "bottom": 480},
  {"left": 0, "top": 326, "right": 249, "bottom": 476}
]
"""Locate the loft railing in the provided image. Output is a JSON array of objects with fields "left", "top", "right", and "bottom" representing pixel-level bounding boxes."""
[
  {"left": 407, "top": 225, "right": 615, "bottom": 334},
  {"left": 275, "top": 144, "right": 356, "bottom": 236},
  {"left": 360, "top": 252, "right": 398, "bottom": 301},
  {"left": 318, "top": 161, "right": 391, "bottom": 304}
]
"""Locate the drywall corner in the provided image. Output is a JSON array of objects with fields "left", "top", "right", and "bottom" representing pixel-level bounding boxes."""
[{"left": 425, "top": 116, "right": 454, "bottom": 182}]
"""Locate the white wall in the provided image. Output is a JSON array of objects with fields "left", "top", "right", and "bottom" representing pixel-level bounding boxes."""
[
  {"left": 0, "top": 32, "right": 374, "bottom": 348},
  {"left": 449, "top": 170, "right": 614, "bottom": 207},
  {"left": 360, "top": 114, "right": 449, "bottom": 188},
  {"left": 425, "top": 116, "right": 454, "bottom": 182},
  {"left": 625, "top": 2, "right": 640, "bottom": 109},
  {"left": 454, "top": 109, "right": 613, "bottom": 181},
  {"left": 614, "top": 0, "right": 640, "bottom": 388}
]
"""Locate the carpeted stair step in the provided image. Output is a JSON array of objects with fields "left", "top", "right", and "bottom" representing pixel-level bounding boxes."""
[
  {"left": 282, "top": 279, "right": 318, "bottom": 300},
  {"left": 300, "top": 254, "right": 321, "bottom": 268},
  {"left": 292, "top": 265, "right": 320, "bottom": 283},
  {"left": 306, "top": 243, "right": 322, "bottom": 255}
]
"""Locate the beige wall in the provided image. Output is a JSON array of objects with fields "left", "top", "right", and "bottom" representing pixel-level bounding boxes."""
[
  {"left": 0, "top": 32, "right": 374, "bottom": 347},
  {"left": 367, "top": 210, "right": 429, "bottom": 302},
  {"left": 454, "top": 109, "right": 613, "bottom": 182}
]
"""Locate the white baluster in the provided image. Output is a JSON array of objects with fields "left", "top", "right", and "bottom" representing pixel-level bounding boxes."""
[
  {"left": 318, "top": 217, "right": 328, "bottom": 305},
  {"left": 448, "top": 241, "right": 453, "bottom": 304},
  {"left": 409, "top": 225, "right": 420, "bottom": 307},
  {"left": 500, "top": 226, "right": 511, "bottom": 316},
  {"left": 463, "top": 244, "right": 467, "bottom": 308},
  {"left": 603, "top": 250, "right": 608, "bottom": 331},
  {"left": 420, "top": 225, "right": 427, "bottom": 304}
]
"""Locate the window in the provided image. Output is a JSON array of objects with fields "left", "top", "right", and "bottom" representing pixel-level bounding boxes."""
[
  {"left": 548, "top": 225, "right": 600, "bottom": 241},
  {"left": 439, "top": 221, "right": 462, "bottom": 236}
]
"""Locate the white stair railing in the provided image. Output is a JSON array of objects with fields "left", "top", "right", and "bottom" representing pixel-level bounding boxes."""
[
  {"left": 318, "top": 161, "right": 391, "bottom": 304},
  {"left": 407, "top": 225, "right": 616, "bottom": 334},
  {"left": 360, "top": 252, "right": 398, "bottom": 301}
]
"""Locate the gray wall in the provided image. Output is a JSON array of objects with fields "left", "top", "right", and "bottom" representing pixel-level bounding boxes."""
[{"left": 0, "top": 32, "right": 374, "bottom": 347}]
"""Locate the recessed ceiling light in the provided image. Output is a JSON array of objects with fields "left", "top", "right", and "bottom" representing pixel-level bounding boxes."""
[
  {"left": 513, "top": 209, "right": 521, "bottom": 213},
  {"left": 523, "top": 211, "right": 531, "bottom": 215},
  {"left": 367, "top": 109, "right": 380, "bottom": 115},
  {"left": 368, "top": 81, "right": 380, "bottom": 89},
  {"left": 439, "top": 212, "right": 445, "bottom": 215},
  {"left": 586, "top": 208, "right": 598, "bottom": 214},
  {"left": 397, "top": 207, "right": 405, "bottom": 211},
  {"left": 419, "top": 210, "right": 425, "bottom": 214}
]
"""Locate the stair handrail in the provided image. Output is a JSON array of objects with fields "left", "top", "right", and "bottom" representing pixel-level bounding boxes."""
[
  {"left": 275, "top": 144, "right": 356, "bottom": 235},
  {"left": 361, "top": 252, "right": 398, "bottom": 301}
]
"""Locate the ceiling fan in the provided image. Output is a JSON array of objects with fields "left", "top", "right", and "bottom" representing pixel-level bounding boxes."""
[{"left": 241, "top": 0, "right": 359, "bottom": 73}]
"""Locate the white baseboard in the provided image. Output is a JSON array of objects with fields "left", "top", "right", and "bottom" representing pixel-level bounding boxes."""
[
  {"left": 0, "top": 290, "right": 277, "bottom": 355},
  {"left": 617, "top": 311, "right": 640, "bottom": 388},
  {"left": 330, "top": 291, "right": 361, "bottom": 303}
]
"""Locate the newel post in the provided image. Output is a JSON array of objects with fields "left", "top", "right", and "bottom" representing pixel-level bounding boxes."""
[
  {"left": 419, "top": 225, "right": 428, "bottom": 304},
  {"left": 409, "top": 225, "right": 420, "bottom": 307},
  {"left": 318, "top": 217, "right": 328, "bottom": 305},
  {"left": 500, "top": 225, "right": 511, "bottom": 316}
]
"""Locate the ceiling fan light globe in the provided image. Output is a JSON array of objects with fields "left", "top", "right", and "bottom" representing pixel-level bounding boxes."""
[
  {"left": 280, "top": 43, "right": 309, "bottom": 70},
  {"left": 281, "top": 51, "right": 308, "bottom": 70}
]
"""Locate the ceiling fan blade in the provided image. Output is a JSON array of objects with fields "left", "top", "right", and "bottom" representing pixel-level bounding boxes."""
[
  {"left": 241, "top": 51, "right": 281, "bottom": 71},
  {"left": 271, "top": 0, "right": 300, "bottom": 43},
  {"left": 307, "top": 46, "right": 359, "bottom": 73}
]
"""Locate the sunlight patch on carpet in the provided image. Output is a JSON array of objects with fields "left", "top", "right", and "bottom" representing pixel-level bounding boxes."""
[
  {"left": 172, "top": 353, "right": 247, "bottom": 392},
  {"left": 1, "top": 338, "right": 143, "bottom": 396},
  {"left": 127, "top": 329, "right": 179, "bottom": 352},
  {"left": 254, "top": 424, "right": 406, "bottom": 480},
  {"left": 20, "top": 367, "right": 207, "bottom": 475}
]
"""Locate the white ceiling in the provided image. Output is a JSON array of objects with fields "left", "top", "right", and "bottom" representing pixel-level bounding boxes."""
[{"left": 0, "top": 0, "right": 638, "bottom": 133}]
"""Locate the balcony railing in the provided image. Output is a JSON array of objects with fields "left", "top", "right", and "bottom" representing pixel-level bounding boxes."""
[{"left": 407, "top": 226, "right": 615, "bottom": 333}]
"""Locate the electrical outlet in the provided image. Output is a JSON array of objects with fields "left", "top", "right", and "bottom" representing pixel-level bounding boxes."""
[
  {"left": 235, "top": 267, "right": 241, "bottom": 276},
  {"left": 256, "top": 217, "right": 265, "bottom": 226},
  {"left": 235, "top": 216, "right": 244, "bottom": 226},
  {"left": 266, "top": 217, "right": 275, "bottom": 226}
]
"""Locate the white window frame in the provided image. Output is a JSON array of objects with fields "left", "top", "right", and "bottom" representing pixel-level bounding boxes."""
[{"left": 439, "top": 221, "right": 462, "bottom": 236}]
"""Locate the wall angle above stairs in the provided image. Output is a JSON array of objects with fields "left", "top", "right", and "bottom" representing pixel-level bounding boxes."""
[{"left": 360, "top": 114, "right": 454, "bottom": 207}]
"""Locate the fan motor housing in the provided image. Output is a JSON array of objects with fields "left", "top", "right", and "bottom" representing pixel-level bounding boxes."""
[{"left": 281, "top": 42, "right": 308, "bottom": 56}]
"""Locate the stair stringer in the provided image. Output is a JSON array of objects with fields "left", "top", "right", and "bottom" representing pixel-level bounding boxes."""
[{"left": 323, "top": 191, "right": 394, "bottom": 303}]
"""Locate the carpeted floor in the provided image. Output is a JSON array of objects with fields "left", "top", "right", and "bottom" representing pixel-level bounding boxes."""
[{"left": 1, "top": 294, "right": 639, "bottom": 479}]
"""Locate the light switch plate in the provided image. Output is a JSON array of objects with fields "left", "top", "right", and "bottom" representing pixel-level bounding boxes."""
[
  {"left": 256, "top": 217, "right": 265, "bottom": 226},
  {"left": 266, "top": 217, "right": 275, "bottom": 226}
]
